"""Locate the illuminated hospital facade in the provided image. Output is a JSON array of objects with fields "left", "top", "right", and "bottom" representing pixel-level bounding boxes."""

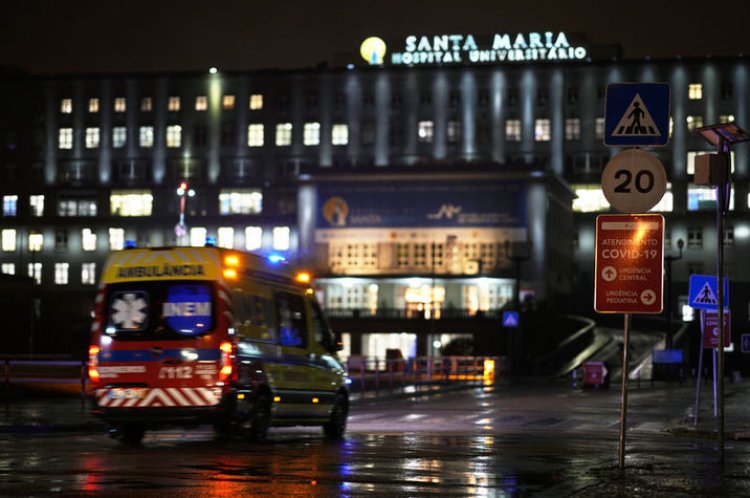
[{"left": 1, "top": 31, "right": 749, "bottom": 358}]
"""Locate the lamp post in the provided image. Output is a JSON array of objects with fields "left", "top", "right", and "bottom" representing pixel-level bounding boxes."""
[{"left": 664, "top": 238, "right": 684, "bottom": 349}]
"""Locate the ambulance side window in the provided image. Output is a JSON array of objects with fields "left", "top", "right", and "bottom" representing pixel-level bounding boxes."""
[
  {"left": 309, "top": 299, "right": 336, "bottom": 352},
  {"left": 276, "top": 292, "right": 307, "bottom": 348}
]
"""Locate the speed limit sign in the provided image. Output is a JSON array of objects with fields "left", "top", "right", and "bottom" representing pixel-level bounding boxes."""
[{"left": 601, "top": 148, "right": 667, "bottom": 213}]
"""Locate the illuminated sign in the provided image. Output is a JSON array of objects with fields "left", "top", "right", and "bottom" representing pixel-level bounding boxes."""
[
  {"left": 362, "top": 32, "right": 587, "bottom": 66},
  {"left": 164, "top": 284, "right": 213, "bottom": 335}
]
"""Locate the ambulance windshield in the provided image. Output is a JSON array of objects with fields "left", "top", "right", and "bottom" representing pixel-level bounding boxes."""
[{"left": 104, "top": 281, "right": 216, "bottom": 340}]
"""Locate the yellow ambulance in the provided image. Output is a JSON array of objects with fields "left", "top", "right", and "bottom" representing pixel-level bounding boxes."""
[{"left": 88, "top": 245, "right": 348, "bottom": 444}]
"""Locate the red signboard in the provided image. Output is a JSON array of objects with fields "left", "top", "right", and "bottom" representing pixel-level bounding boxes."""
[
  {"left": 582, "top": 361, "right": 608, "bottom": 386},
  {"left": 595, "top": 214, "right": 664, "bottom": 314},
  {"left": 701, "top": 309, "right": 731, "bottom": 348}
]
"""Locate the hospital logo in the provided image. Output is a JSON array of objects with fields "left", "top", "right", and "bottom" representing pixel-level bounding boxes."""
[
  {"left": 322, "top": 197, "right": 350, "bottom": 226},
  {"left": 360, "top": 37, "right": 387, "bottom": 65}
]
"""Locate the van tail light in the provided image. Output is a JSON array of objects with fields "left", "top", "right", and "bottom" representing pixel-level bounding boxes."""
[
  {"left": 219, "top": 341, "right": 236, "bottom": 383},
  {"left": 88, "top": 345, "right": 101, "bottom": 383}
]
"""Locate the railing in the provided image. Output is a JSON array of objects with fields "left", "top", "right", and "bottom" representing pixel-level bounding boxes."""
[
  {"left": 2, "top": 358, "right": 88, "bottom": 403},
  {"left": 325, "top": 308, "right": 506, "bottom": 320}
]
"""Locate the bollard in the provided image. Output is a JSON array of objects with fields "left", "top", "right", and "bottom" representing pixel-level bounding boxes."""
[{"left": 572, "top": 368, "right": 578, "bottom": 389}]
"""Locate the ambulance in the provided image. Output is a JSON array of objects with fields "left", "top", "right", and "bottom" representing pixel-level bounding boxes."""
[{"left": 87, "top": 244, "right": 348, "bottom": 444}]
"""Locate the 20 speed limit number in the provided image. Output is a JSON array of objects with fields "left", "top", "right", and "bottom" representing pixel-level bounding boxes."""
[{"left": 601, "top": 148, "right": 667, "bottom": 214}]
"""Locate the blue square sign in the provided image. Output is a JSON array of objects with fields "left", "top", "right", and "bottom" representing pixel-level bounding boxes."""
[
  {"left": 688, "top": 274, "right": 729, "bottom": 310},
  {"left": 604, "top": 83, "right": 670, "bottom": 147},
  {"left": 503, "top": 311, "right": 519, "bottom": 328}
]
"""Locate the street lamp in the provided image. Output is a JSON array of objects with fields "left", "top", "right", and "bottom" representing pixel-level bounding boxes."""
[
  {"left": 175, "top": 180, "right": 196, "bottom": 244},
  {"left": 664, "top": 238, "right": 684, "bottom": 349}
]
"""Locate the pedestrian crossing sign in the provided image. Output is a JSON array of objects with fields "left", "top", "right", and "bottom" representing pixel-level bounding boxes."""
[
  {"left": 604, "top": 83, "right": 670, "bottom": 147},
  {"left": 688, "top": 274, "right": 729, "bottom": 310}
]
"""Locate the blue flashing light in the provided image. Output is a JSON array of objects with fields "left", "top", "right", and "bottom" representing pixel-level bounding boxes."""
[
  {"left": 205, "top": 236, "right": 216, "bottom": 247},
  {"left": 124, "top": 239, "right": 136, "bottom": 249},
  {"left": 267, "top": 254, "right": 286, "bottom": 264}
]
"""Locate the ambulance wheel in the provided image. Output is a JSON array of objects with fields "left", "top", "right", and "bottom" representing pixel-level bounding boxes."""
[
  {"left": 119, "top": 424, "right": 146, "bottom": 444},
  {"left": 323, "top": 392, "right": 348, "bottom": 439},
  {"left": 247, "top": 392, "right": 271, "bottom": 442}
]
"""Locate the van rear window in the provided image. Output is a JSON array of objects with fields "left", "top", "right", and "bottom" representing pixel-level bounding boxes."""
[{"left": 105, "top": 281, "right": 215, "bottom": 340}]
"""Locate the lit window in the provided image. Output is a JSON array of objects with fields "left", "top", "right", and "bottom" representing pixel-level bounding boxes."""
[
  {"left": 114, "top": 97, "right": 126, "bottom": 112},
  {"left": 1, "top": 263, "right": 14, "bottom": 275},
  {"left": 688, "top": 83, "right": 703, "bottom": 100},
  {"left": 85, "top": 127, "right": 100, "bottom": 148},
  {"left": 418, "top": 121, "right": 434, "bottom": 143},
  {"left": 81, "top": 263, "right": 96, "bottom": 285},
  {"left": 139, "top": 126, "right": 154, "bottom": 147},
  {"left": 669, "top": 117, "right": 674, "bottom": 138},
  {"left": 245, "top": 226, "right": 263, "bottom": 251},
  {"left": 82, "top": 228, "right": 97, "bottom": 251},
  {"left": 687, "top": 226, "right": 703, "bottom": 249},
  {"left": 166, "top": 125, "right": 182, "bottom": 148},
  {"left": 60, "top": 98, "right": 73, "bottom": 114},
  {"left": 719, "top": 114, "right": 735, "bottom": 124},
  {"left": 217, "top": 227, "right": 234, "bottom": 248},
  {"left": 190, "top": 227, "right": 207, "bottom": 247},
  {"left": 565, "top": 118, "right": 581, "bottom": 140},
  {"left": 2, "top": 229, "right": 16, "bottom": 251},
  {"left": 88, "top": 98, "right": 99, "bottom": 113},
  {"left": 219, "top": 189, "right": 263, "bottom": 215},
  {"left": 249, "top": 94, "right": 263, "bottom": 110},
  {"left": 687, "top": 151, "right": 735, "bottom": 174},
  {"left": 3, "top": 195, "right": 18, "bottom": 216},
  {"left": 141, "top": 97, "right": 153, "bottom": 112},
  {"left": 109, "top": 228, "right": 125, "bottom": 250},
  {"left": 687, "top": 115, "right": 703, "bottom": 132},
  {"left": 332, "top": 124, "right": 348, "bottom": 145},
  {"left": 110, "top": 190, "right": 153, "bottom": 216},
  {"left": 447, "top": 121, "right": 462, "bottom": 143},
  {"left": 275, "top": 123, "right": 292, "bottom": 146},
  {"left": 168, "top": 96, "right": 181, "bottom": 111},
  {"left": 272, "top": 226, "right": 290, "bottom": 251},
  {"left": 59, "top": 128, "right": 73, "bottom": 149},
  {"left": 222, "top": 95, "right": 235, "bottom": 110},
  {"left": 247, "top": 124, "right": 264, "bottom": 147},
  {"left": 195, "top": 96, "right": 208, "bottom": 111},
  {"left": 595, "top": 117, "right": 605, "bottom": 140},
  {"left": 688, "top": 185, "right": 734, "bottom": 211},
  {"left": 28, "top": 263, "right": 41, "bottom": 284},
  {"left": 30, "top": 195, "right": 44, "bottom": 217},
  {"left": 112, "top": 127, "right": 127, "bottom": 148},
  {"left": 54, "top": 263, "right": 69, "bottom": 285},
  {"left": 505, "top": 119, "right": 521, "bottom": 141},
  {"left": 535, "top": 118, "right": 551, "bottom": 141},
  {"left": 649, "top": 185, "right": 674, "bottom": 212},
  {"left": 58, "top": 198, "right": 97, "bottom": 217},
  {"left": 572, "top": 185, "right": 609, "bottom": 213},
  {"left": 29, "top": 231, "right": 43, "bottom": 252},
  {"left": 304, "top": 122, "right": 320, "bottom": 146}
]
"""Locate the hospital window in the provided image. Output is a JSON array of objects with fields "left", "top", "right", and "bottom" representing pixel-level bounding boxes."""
[
  {"left": 447, "top": 121, "right": 461, "bottom": 143},
  {"left": 249, "top": 94, "right": 263, "bottom": 110},
  {"left": 166, "top": 125, "right": 182, "bottom": 148},
  {"left": 304, "top": 122, "right": 320, "bottom": 146},
  {"left": 82, "top": 228, "right": 97, "bottom": 251},
  {"left": 3, "top": 195, "right": 17, "bottom": 216},
  {"left": 329, "top": 243, "right": 378, "bottom": 272},
  {"left": 275, "top": 123, "right": 292, "bottom": 146},
  {"left": 418, "top": 121, "right": 434, "bottom": 143},
  {"left": 219, "top": 189, "right": 262, "bottom": 215},
  {"left": 688, "top": 185, "right": 734, "bottom": 211},
  {"left": 217, "top": 227, "right": 234, "bottom": 249},
  {"left": 109, "top": 228, "right": 125, "bottom": 251},
  {"left": 332, "top": 124, "right": 348, "bottom": 145},
  {"left": 112, "top": 127, "right": 127, "bottom": 148},
  {"left": 222, "top": 95, "right": 235, "bottom": 110},
  {"left": 29, "top": 195, "right": 43, "bottom": 217},
  {"left": 595, "top": 117, "right": 605, "bottom": 140},
  {"left": 688, "top": 83, "right": 703, "bottom": 100},
  {"left": 88, "top": 98, "right": 99, "bottom": 113},
  {"left": 190, "top": 227, "right": 206, "bottom": 247},
  {"left": 60, "top": 98, "right": 73, "bottom": 114},
  {"left": 565, "top": 118, "right": 581, "bottom": 140},
  {"left": 85, "top": 127, "right": 100, "bottom": 148},
  {"left": 245, "top": 226, "right": 263, "bottom": 251},
  {"left": 505, "top": 119, "right": 521, "bottom": 141},
  {"left": 687, "top": 226, "right": 702, "bottom": 249},
  {"left": 58, "top": 198, "right": 97, "bottom": 216},
  {"left": 272, "top": 226, "right": 290, "bottom": 251},
  {"left": 535, "top": 118, "right": 551, "bottom": 141},
  {"left": 719, "top": 114, "right": 735, "bottom": 124},
  {"left": 28, "top": 263, "right": 42, "bottom": 284},
  {"left": 2, "top": 229, "right": 16, "bottom": 251},
  {"left": 110, "top": 190, "right": 153, "bottom": 216},
  {"left": 687, "top": 115, "right": 703, "bottom": 131},
  {"left": 167, "top": 96, "right": 180, "bottom": 112},
  {"left": 29, "top": 231, "right": 43, "bottom": 252},
  {"left": 572, "top": 185, "right": 609, "bottom": 213},
  {"left": 55, "top": 229, "right": 68, "bottom": 251},
  {"left": 58, "top": 128, "right": 73, "bottom": 149},
  {"left": 54, "top": 263, "right": 69, "bottom": 285},
  {"left": 114, "top": 97, "right": 126, "bottom": 113},
  {"left": 1, "top": 263, "right": 14, "bottom": 274},
  {"left": 247, "top": 124, "right": 264, "bottom": 147},
  {"left": 195, "top": 96, "right": 208, "bottom": 111},
  {"left": 81, "top": 263, "right": 96, "bottom": 285},
  {"left": 139, "top": 126, "right": 154, "bottom": 147},
  {"left": 140, "top": 97, "right": 153, "bottom": 112}
]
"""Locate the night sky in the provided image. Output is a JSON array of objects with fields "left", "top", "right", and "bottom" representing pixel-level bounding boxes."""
[{"left": 2, "top": 0, "right": 749, "bottom": 74}]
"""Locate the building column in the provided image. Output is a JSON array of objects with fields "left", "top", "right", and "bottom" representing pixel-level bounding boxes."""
[
  {"left": 460, "top": 70, "right": 477, "bottom": 160},
  {"left": 374, "top": 71, "right": 390, "bottom": 166},
  {"left": 152, "top": 78, "right": 167, "bottom": 184},
  {"left": 550, "top": 69, "right": 564, "bottom": 175},
  {"left": 98, "top": 79, "right": 112, "bottom": 184},
  {"left": 432, "top": 71, "right": 448, "bottom": 160},
  {"left": 490, "top": 70, "right": 506, "bottom": 163},
  {"left": 43, "top": 82, "right": 57, "bottom": 185},
  {"left": 520, "top": 69, "right": 535, "bottom": 164}
]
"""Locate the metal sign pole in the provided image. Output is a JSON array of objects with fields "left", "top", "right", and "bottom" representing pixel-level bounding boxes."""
[
  {"left": 618, "top": 312, "right": 631, "bottom": 470},
  {"left": 716, "top": 140, "right": 728, "bottom": 465},
  {"left": 693, "top": 313, "right": 705, "bottom": 425}
]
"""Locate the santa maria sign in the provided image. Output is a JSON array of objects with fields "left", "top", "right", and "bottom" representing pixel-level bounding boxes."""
[
  {"left": 361, "top": 32, "right": 588, "bottom": 66},
  {"left": 595, "top": 214, "right": 664, "bottom": 314}
]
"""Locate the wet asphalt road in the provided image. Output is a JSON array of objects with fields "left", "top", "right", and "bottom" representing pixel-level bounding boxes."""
[{"left": 2, "top": 384, "right": 749, "bottom": 496}]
